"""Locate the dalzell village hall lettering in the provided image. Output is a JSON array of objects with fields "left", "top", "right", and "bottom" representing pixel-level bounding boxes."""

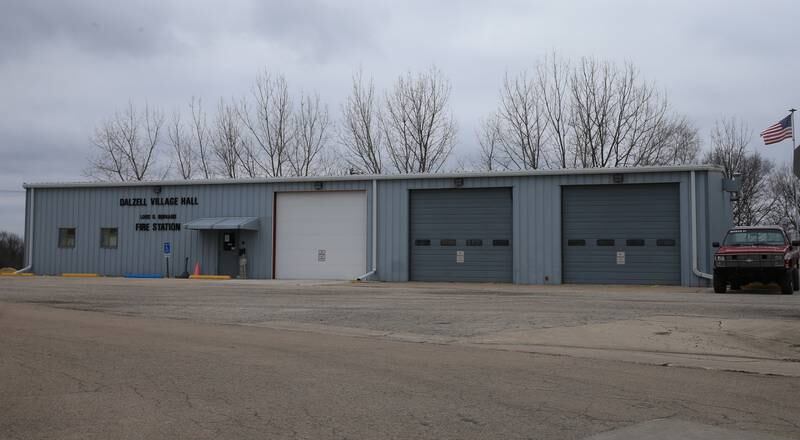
[{"left": 119, "top": 197, "right": 199, "bottom": 232}]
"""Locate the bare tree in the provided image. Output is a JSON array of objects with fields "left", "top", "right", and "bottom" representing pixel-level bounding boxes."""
[
  {"left": 660, "top": 117, "right": 701, "bottom": 165},
  {"left": 339, "top": 71, "right": 383, "bottom": 174},
  {"left": 382, "top": 67, "right": 457, "bottom": 173},
  {"left": 635, "top": 116, "right": 700, "bottom": 166},
  {"left": 86, "top": 102, "right": 165, "bottom": 181},
  {"left": 167, "top": 111, "right": 193, "bottom": 179},
  {"left": 481, "top": 71, "right": 548, "bottom": 170},
  {"left": 537, "top": 54, "right": 573, "bottom": 168},
  {"left": 212, "top": 99, "right": 245, "bottom": 179},
  {"left": 704, "top": 118, "right": 749, "bottom": 177},
  {"left": 239, "top": 71, "right": 295, "bottom": 177},
  {"left": 570, "top": 59, "right": 659, "bottom": 167},
  {"left": 704, "top": 118, "right": 774, "bottom": 225},
  {"left": 570, "top": 58, "right": 700, "bottom": 168},
  {"left": 734, "top": 153, "right": 774, "bottom": 226},
  {"left": 236, "top": 138, "right": 261, "bottom": 178},
  {"left": 0, "top": 231, "right": 24, "bottom": 269},
  {"left": 481, "top": 55, "right": 697, "bottom": 171},
  {"left": 766, "top": 167, "right": 800, "bottom": 235},
  {"left": 288, "top": 92, "right": 330, "bottom": 176},
  {"left": 476, "top": 115, "right": 504, "bottom": 171},
  {"left": 190, "top": 97, "right": 213, "bottom": 179}
]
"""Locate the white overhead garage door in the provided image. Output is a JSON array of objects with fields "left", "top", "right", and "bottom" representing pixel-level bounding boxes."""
[{"left": 274, "top": 191, "right": 367, "bottom": 280}]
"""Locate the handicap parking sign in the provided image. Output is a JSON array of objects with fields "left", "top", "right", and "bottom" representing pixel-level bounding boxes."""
[{"left": 163, "top": 242, "right": 171, "bottom": 255}]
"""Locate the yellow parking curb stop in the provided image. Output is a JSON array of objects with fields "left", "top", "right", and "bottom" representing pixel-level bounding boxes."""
[{"left": 189, "top": 275, "right": 231, "bottom": 280}]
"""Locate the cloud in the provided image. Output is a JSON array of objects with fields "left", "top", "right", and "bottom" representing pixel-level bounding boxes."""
[
  {"left": 0, "top": 0, "right": 798, "bottom": 235},
  {"left": 0, "top": 0, "right": 386, "bottom": 66},
  {"left": 0, "top": 0, "right": 182, "bottom": 63}
]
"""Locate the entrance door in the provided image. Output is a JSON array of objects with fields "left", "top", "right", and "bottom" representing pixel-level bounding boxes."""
[{"left": 218, "top": 230, "right": 239, "bottom": 277}]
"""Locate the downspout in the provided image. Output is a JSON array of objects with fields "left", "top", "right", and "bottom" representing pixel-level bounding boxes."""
[
  {"left": 356, "top": 179, "right": 378, "bottom": 281},
  {"left": 690, "top": 171, "right": 713, "bottom": 280},
  {"left": 15, "top": 187, "right": 33, "bottom": 274}
]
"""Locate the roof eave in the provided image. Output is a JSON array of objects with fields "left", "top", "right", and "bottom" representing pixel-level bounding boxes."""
[{"left": 23, "top": 165, "right": 725, "bottom": 189}]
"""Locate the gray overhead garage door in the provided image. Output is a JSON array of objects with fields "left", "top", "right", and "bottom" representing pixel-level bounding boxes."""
[
  {"left": 410, "top": 188, "right": 513, "bottom": 282},
  {"left": 562, "top": 184, "right": 681, "bottom": 285}
]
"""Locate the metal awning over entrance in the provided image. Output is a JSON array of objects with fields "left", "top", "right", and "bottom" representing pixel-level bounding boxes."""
[{"left": 184, "top": 217, "right": 260, "bottom": 230}]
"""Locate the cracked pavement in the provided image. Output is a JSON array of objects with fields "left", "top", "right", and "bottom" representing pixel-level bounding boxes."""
[{"left": 1, "top": 277, "right": 799, "bottom": 439}]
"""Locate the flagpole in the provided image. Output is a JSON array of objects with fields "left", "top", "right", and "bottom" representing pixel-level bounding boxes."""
[{"left": 793, "top": 108, "right": 800, "bottom": 182}]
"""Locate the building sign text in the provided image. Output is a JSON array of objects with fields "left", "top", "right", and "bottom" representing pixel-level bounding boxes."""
[{"left": 120, "top": 197, "right": 199, "bottom": 207}]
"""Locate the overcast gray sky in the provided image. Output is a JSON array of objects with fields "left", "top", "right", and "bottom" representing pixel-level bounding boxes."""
[{"left": 1, "top": 0, "right": 798, "bottom": 235}]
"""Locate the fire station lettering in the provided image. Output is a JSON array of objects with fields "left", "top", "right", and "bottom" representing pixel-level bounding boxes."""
[
  {"left": 152, "top": 223, "right": 181, "bottom": 231},
  {"left": 135, "top": 222, "right": 181, "bottom": 232}
]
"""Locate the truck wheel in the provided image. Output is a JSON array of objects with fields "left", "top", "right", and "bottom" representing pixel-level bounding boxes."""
[
  {"left": 793, "top": 268, "right": 799, "bottom": 292},
  {"left": 780, "top": 272, "right": 793, "bottom": 295},
  {"left": 713, "top": 276, "right": 727, "bottom": 294}
]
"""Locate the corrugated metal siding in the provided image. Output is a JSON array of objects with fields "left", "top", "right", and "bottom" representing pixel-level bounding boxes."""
[
  {"left": 706, "top": 173, "right": 731, "bottom": 272},
  {"left": 409, "top": 188, "right": 513, "bottom": 282},
  {"left": 373, "top": 170, "right": 727, "bottom": 286},
  {"left": 30, "top": 180, "right": 371, "bottom": 278},
  {"left": 25, "top": 169, "right": 730, "bottom": 286},
  {"left": 23, "top": 189, "right": 30, "bottom": 268}
]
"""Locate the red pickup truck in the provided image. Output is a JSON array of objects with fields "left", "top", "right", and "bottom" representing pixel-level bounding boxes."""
[{"left": 712, "top": 226, "right": 800, "bottom": 294}]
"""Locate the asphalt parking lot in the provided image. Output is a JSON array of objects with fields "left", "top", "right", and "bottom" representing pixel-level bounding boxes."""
[{"left": 1, "top": 277, "right": 799, "bottom": 439}]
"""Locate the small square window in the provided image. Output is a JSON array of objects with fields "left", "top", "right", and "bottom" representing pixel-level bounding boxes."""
[
  {"left": 440, "top": 239, "right": 457, "bottom": 246},
  {"left": 492, "top": 239, "right": 510, "bottom": 247},
  {"left": 58, "top": 228, "right": 76, "bottom": 249},
  {"left": 466, "top": 239, "right": 483, "bottom": 246},
  {"left": 596, "top": 239, "right": 615, "bottom": 246},
  {"left": 567, "top": 239, "right": 586, "bottom": 246},
  {"left": 626, "top": 239, "right": 645, "bottom": 247},
  {"left": 656, "top": 239, "right": 676, "bottom": 247},
  {"left": 100, "top": 228, "right": 118, "bottom": 249},
  {"left": 414, "top": 239, "right": 431, "bottom": 246}
]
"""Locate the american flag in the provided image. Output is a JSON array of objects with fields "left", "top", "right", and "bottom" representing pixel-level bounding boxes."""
[{"left": 760, "top": 115, "right": 793, "bottom": 145}]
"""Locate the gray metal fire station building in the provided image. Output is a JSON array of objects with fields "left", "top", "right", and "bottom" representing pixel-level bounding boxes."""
[{"left": 19, "top": 166, "right": 734, "bottom": 286}]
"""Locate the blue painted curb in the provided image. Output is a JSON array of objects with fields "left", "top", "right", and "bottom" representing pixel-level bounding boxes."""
[{"left": 123, "top": 273, "right": 164, "bottom": 279}]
